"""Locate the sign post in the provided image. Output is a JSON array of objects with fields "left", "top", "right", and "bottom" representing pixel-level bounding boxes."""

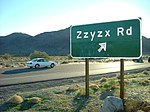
[
  {"left": 120, "top": 59, "right": 124, "bottom": 99},
  {"left": 85, "top": 58, "right": 89, "bottom": 96}
]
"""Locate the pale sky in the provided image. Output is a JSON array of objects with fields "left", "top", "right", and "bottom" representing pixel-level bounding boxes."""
[{"left": 0, "top": 0, "right": 150, "bottom": 38}]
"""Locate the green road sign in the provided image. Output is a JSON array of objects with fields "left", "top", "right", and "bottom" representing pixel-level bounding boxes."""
[{"left": 70, "top": 19, "right": 142, "bottom": 59}]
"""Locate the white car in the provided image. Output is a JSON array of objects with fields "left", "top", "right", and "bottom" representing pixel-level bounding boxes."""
[{"left": 26, "top": 58, "right": 57, "bottom": 68}]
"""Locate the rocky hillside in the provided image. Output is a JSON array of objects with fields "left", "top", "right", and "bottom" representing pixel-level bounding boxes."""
[
  {"left": 142, "top": 36, "right": 150, "bottom": 54},
  {"left": 0, "top": 28, "right": 150, "bottom": 56},
  {"left": 0, "top": 28, "right": 70, "bottom": 56}
]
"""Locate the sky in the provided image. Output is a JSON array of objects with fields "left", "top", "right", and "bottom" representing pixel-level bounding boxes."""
[{"left": 0, "top": 0, "right": 150, "bottom": 38}]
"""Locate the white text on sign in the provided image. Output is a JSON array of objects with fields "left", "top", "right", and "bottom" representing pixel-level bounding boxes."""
[{"left": 76, "top": 26, "right": 132, "bottom": 41}]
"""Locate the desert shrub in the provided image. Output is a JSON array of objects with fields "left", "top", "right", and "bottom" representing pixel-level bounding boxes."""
[
  {"left": 29, "top": 51, "right": 50, "bottom": 60},
  {"left": 18, "top": 62, "right": 25, "bottom": 67},
  {"left": 2, "top": 53, "right": 12, "bottom": 60},
  {"left": 100, "top": 77, "right": 107, "bottom": 83},
  {"left": 8, "top": 95, "right": 23, "bottom": 104},
  {"left": 77, "top": 87, "right": 94, "bottom": 96},
  {"left": 66, "top": 84, "right": 80, "bottom": 93},
  {"left": 139, "top": 80, "right": 150, "bottom": 86},
  {"left": 29, "top": 97, "right": 42, "bottom": 103},
  {"left": 102, "top": 79, "right": 118, "bottom": 90},
  {"left": 89, "top": 83, "right": 99, "bottom": 91},
  {"left": 67, "top": 55, "right": 73, "bottom": 60},
  {"left": 5, "top": 64, "right": 12, "bottom": 67},
  {"left": 143, "top": 71, "right": 149, "bottom": 76}
]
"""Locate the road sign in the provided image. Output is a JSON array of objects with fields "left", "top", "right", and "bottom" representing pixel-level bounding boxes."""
[{"left": 70, "top": 19, "right": 142, "bottom": 59}]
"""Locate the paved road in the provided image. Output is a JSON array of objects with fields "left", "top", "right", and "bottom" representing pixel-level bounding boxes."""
[{"left": 0, "top": 61, "right": 149, "bottom": 86}]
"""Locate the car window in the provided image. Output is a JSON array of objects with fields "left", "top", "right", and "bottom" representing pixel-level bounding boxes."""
[
  {"left": 35, "top": 59, "right": 47, "bottom": 62},
  {"left": 32, "top": 59, "right": 37, "bottom": 62},
  {"left": 37, "top": 59, "right": 42, "bottom": 62},
  {"left": 43, "top": 59, "right": 47, "bottom": 62},
  {"left": 41, "top": 59, "right": 45, "bottom": 62}
]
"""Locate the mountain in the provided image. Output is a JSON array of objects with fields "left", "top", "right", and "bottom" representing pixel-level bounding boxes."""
[
  {"left": 0, "top": 28, "right": 150, "bottom": 56},
  {"left": 142, "top": 36, "right": 150, "bottom": 54},
  {"left": 33, "top": 28, "right": 70, "bottom": 55},
  {"left": 0, "top": 28, "right": 70, "bottom": 56},
  {"left": 0, "top": 33, "right": 34, "bottom": 56}
]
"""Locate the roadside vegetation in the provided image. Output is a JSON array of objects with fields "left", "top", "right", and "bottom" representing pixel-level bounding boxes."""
[
  {"left": 0, "top": 69, "right": 150, "bottom": 112},
  {"left": 1, "top": 51, "right": 149, "bottom": 69},
  {"left": 29, "top": 51, "right": 50, "bottom": 60},
  {"left": 2, "top": 52, "right": 149, "bottom": 69},
  {"left": 0, "top": 51, "right": 72, "bottom": 68}
]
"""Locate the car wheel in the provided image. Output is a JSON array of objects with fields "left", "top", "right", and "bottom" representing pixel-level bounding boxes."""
[
  {"left": 50, "top": 63, "right": 55, "bottom": 68},
  {"left": 35, "top": 64, "right": 40, "bottom": 68}
]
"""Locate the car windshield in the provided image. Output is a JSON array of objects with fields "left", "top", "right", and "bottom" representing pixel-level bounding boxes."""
[{"left": 32, "top": 58, "right": 38, "bottom": 62}]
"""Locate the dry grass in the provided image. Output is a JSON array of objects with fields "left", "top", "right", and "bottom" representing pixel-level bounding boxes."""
[
  {"left": 66, "top": 84, "right": 81, "bottom": 92},
  {"left": 29, "top": 97, "right": 42, "bottom": 103},
  {"left": 0, "top": 70, "right": 150, "bottom": 112}
]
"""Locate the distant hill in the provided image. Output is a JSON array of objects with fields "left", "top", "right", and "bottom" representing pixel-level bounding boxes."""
[
  {"left": 142, "top": 36, "right": 150, "bottom": 54},
  {"left": 0, "top": 28, "right": 70, "bottom": 56},
  {"left": 0, "top": 28, "right": 150, "bottom": 56}
]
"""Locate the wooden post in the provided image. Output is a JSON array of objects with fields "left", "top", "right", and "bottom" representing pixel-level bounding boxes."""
[
  {"left": 85, "top": 58, "right": 89, "bottom": 96},
  {"left": 120, "top": 59, "right": 124, "bottom": 99}
]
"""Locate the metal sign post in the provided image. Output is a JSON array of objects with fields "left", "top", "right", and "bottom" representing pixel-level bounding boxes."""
[
  {"left": 85, "top": 58, "right": 89, "bottom": 96},
  {"left": 120, "top": 59, "right": 124, "bottom": 99}
]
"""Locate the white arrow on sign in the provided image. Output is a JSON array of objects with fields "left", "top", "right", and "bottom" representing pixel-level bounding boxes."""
[{"left": 98, "top": 42, "right": 107, "bottom": 52}]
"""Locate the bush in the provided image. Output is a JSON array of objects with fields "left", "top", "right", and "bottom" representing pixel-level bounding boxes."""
[
  {"left": 29, "top": 51, "right": 50, "bottom": 60},
  {"left": 5, "top": 64, "right": 12, "bottom": 68},
  {"left": 8, "top": 95, "right": 23, "bottom": 104},
  {"left": 67, "top": 55, "right": 73, "bottom": 60},
  {"left": 2, "top": 53, "right": 12, "bottom": 60},
  {"left": 29, "top": 97, "right": 42, "bottom": 103},
  {"left": 67, "top": 84, "right": 80, "bottom": 92}
]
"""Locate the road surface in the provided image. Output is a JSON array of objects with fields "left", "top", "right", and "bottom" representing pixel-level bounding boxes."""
[{"left": 0, "top": 61, "right": 149, "bottom": 86}]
